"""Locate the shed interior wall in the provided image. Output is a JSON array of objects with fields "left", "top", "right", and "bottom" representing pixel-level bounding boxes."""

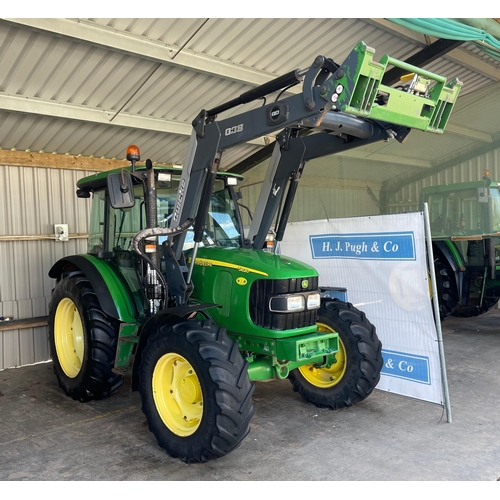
[{"left": 0, "top": 165, "right": 92, "bottom": 370}]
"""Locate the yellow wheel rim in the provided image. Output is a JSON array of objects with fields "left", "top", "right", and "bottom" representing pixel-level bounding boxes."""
[
  {"left": 54, "top": 298, "right": 85, "bottom": 378},
  {"left": 298, "top": 322, "right": 346, "bottom": 388},
  {"left": 152, "top": 353, "right": 203, "bottom": 437}
]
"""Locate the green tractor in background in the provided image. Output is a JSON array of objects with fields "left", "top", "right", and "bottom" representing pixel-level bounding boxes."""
[
  {"left": 47, "top": 42, "right": 461, "bottom": 463},
  {"left": 422, "top": 171, "right": 500, "bottom": 320}
]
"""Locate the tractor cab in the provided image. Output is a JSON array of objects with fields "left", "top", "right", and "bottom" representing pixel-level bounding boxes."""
[
  {"left": 83, "top": 167, "right": 244, "bottom": 257},
  {"left": 77, "top": 153, "right": 247, "bottom": 317},
  {"left": 422, "top": 176, "right": 500, "bottom": 239}
]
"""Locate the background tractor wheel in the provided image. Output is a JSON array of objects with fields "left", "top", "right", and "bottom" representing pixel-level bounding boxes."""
[
  {"left": 48, "top": 274, "right": 123, "bottom": 402},
  {"left": 138, "top": 319, "right": 255, "bottom": 463},
  {"left": 479, "top": 293, "right": 499, "bottom": 315},
  {"left": 433, "top": 255, "right": 459, "bottom": 321},
  {"left": 288, "top": 299, "right": 382, "bottom": 409}
]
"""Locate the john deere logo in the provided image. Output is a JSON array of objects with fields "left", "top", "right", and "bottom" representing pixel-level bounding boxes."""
[
  {"left": 301, "top": 279, "right": 309, "bottom": 289},
  {"left": 236, "top": 277, "right": 247, "bottom": 286}
]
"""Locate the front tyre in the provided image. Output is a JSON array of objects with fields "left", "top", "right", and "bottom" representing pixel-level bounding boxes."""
[
  {"left": 138, "top": 319, "right": 255, "bottom": 463},
  {"left": 48, "top": 274, "right": 123, "bottom": 402},
  {"left": 288, "top": 299, "right": 382, "bottom": 409}
]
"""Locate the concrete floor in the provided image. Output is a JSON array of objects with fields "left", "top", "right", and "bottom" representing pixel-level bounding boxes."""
[{"left": 1, "top": 310, "right": 500, "bottom": 482}]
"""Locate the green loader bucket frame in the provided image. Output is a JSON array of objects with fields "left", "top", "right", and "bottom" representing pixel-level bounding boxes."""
[{"left": 330, "top": 42, "right": 462, "bottom": 133}]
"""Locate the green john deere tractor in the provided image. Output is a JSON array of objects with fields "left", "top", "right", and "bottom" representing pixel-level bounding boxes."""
[
  {"left": 422, "top": 171, "right": 500, "bottom": 320},
  {"left": 48, "top": 42, "right": 461, "bottom": 463}
]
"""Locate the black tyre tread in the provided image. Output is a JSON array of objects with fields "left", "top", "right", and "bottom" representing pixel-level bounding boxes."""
[
  {"left": 49, "top": 274, "right": 123, "bottom": 402},
  {"left": 139, "top": 319, "right": 255, "bottom": 463},
  {"left": 480, "top": 297, "right": 499, "bottom": 314},
  {"left": 289, "top": 299, "right": 382, "bottom": 410},
  {"left": 434, "top": 256, "right": 459, "bottom": 321}
]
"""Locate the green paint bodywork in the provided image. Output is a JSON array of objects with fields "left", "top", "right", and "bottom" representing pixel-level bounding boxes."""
[
  {"left": 57, "top": 239, "right": 338, "bottom": 380},
  {"left": 321, "top": 42, "right": 461, "bottom": 134},
  {"left": 188, "top": 246, "right": 320, "bottom": 339},
  {"left": 115, "top": 323, "right": 140, "bottom": 369},
  {"left": 80, "top": 254, "right": 137, "bottom": 323},
  {"left": 233, "top": 329, "right": 338, "bottom": 361},
  {"left": 184, "top": 246, "right": 341, "bottom": 381},
  {"left": 246, "top": 351, "right": 337, "bottom": 382},
  {"left": 238, "top": 331, "right": 339, "bottom": 381},
  {"left": 442, "top": 239, "right": 466, "bottom": 269}
]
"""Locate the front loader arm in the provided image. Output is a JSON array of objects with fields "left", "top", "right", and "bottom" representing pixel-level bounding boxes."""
[{"left": 166, "top": 41, "right": 462, "bottom": 299}]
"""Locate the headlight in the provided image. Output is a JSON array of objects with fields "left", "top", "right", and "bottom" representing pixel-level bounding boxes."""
[
  {"left": 269, "top": 292, "right": 321, "bottom": 312},
  {"left": 307, "top": 292, "right": 321, "bottom": 310},
  {"left": 286, "top": 295, "right": 305, "bottom": 311},
  {"left": 270, "top": 294, "right": 305, "bottom": 312}
]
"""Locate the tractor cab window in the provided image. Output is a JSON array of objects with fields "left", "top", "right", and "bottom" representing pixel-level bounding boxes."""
[
  {"left": 428, "top": 187, "right": 500, "bottom": 237},
  {"left": 162, "top": 180, "right": 242, "bottom": 250},
  {"left": 428, "top": 188, "right": 484, "bottom": 236},
  {"left": 205, "top": 183, "right": 242, "bottom": 247},
  {"left": 88, "top": 190, "right": 106, "bottom": 254},
  {"left": 88, "top": 177, "right": 242, "bottom": 255},
  {"left": 489, "top": 188, "right": 500, "bottom": 233}
]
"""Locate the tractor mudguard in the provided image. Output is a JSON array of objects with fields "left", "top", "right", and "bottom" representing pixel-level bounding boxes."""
[
  {"left": 433, "top": 240, "right": 464, "bottom": 273},
  {"left": 48, "top": 254, "right": 136, "bottom": 323},
  {"left": 130, "top": 302, "right": 220, "bottom": 391}
]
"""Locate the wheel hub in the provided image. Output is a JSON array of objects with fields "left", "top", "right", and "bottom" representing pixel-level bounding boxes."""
[
  {"left": 179, "top": 376, "right": 198, "bottom": 403},
  {"left": 152, "top": 353, "right": 203, "bottom": 437},
  {"left": 54, "top": 298, "right": 84, "bottom": 378},
  {"left": 298, "top": 321, "right": 346, "bottom": 388}
]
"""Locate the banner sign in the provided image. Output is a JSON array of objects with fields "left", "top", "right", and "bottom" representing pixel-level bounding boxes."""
[
  {"left": 310, "top": 232, "right": 416, "bottom": 260},
  {"left": 281, "top": 213, "right": 446, "bottom": 405},
  {"left": 380, "top": 349, "right": 431, "bottom": 385}
]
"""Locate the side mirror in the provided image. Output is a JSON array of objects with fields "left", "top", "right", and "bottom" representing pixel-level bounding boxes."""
[
  {"left": 477, "top": 187, "right": 489, "bottom": 204},
  {"left": 107, "top": 171, "right": 135, "bottom": 209},
  {"left": 76, "top": 189, "right": 91, "bottom": 198}
]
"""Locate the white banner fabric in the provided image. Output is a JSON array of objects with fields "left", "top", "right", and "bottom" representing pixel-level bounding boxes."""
[{"left": 280, "top": 212, "right": 445, "bottom": 405}]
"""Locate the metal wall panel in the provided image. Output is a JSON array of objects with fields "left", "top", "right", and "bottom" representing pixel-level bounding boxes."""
[
  {"left": 0, "top": 165, "right": 93, "bottom": 370},
  {"left": 238, "top": 181, "right": 378, "bottom": 227},
  {"left": 289, "top": 186, "right": 379, "bottom": 222},
  {"left": 388, "top": 148, "right": 500, "bottom": 214}
]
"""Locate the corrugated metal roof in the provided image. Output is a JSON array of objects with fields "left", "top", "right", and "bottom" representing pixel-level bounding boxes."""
[{"left": 0, "top": 17, "right": 498, "bottom": 177}]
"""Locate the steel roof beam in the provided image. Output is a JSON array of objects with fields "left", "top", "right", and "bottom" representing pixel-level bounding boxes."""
[
  {"left": 337, "top": 149, "right": 432, "bottom": 168},
  {"left": 2, "top": 18, "right": 300, "bottom": 91},
  {"left": 0, "top": 93, "right": 271, "bottom": 146}
]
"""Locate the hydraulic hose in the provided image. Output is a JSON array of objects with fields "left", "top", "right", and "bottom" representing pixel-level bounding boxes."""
[
  {"left": 131, "top": 219, "right": 193, "bottom": 310},
  {"left": 131, "top": 219, "right": 193, "bottom": 255},
  {"left": 206, "top": 69, "right": 304, "bottom": 117}
]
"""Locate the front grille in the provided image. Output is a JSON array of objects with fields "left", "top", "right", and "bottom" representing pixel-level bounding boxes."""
[{"left": 249, "top": 276, "right": 319, "bottom": 330}]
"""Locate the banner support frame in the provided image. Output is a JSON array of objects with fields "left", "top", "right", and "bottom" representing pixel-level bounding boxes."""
[{"left": 423, "top": 202, "right": 452, "bottom": 423}]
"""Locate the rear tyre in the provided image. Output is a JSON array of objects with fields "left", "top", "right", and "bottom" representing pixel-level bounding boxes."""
[
  {"left": 288, "top": 299, "right": 382, "bottom": 409},
  {"left": 138, "top": 319, "right": 255, "bottom": 463},
  {"left": 48, "top": 274, "right": 123, "bottom": 402},
  {"left": 434, "top": 255, "right": 459, "bottom": 321}
]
